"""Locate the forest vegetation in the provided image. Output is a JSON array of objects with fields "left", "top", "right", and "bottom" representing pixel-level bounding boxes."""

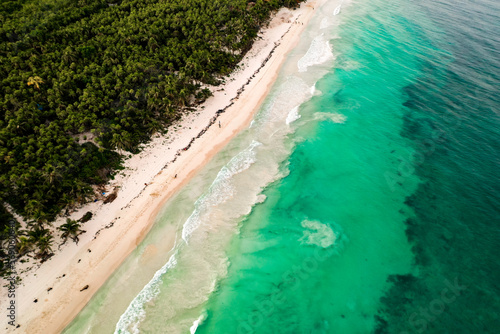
[{"left": 0, "top": 0, "right": 303, "bottom": 276}]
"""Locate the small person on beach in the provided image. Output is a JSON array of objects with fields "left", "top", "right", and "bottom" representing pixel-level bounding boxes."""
[{"left": 219, "top": 121, "right": 221, "bottom": 128}]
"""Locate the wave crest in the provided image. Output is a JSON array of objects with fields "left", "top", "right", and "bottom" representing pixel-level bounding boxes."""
[
  {"left": 297, "top": 34, "right": 334, "bottom": 73},
  {"left": 286, "top": 106, "right": 301, "bottom": 125},
  {"left": 181, "top": 141, "right": 261, "bottom": 242},
  {"left": 114, "top": 253, "right": 177, "bottom": 334}
]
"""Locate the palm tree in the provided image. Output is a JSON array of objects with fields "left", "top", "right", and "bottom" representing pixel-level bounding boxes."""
[
  {"left": 24, "top": 199, "right": 43, "bottom": 218},
  {"left": 62, "top": 47, "right": 76, "bottom": 64},
  {"left": 36, "top": 235, "right": 54, "bottom": 260},
  {"left": 27, "top": 226, "right": 53, "bottom": 259},
  {"left": 27, "top": 76, "right": 44, "bottom": 90},
  {"left": 110, "top": 132, "right": 133, "bottom": 151},
  {"left": 27, "top": 225, "right": 49, "bottom": 243},
  {"left": 58, "top": 218, "right": 83, "bottom": 244},
  {"left": 42, "top": 164, "right": 62, "bottom": 185},
  {"left": 17, "top": 236, "right": 33, "bottom": 255}
]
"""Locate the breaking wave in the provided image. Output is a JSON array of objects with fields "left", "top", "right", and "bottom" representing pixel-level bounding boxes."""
[
  {"left": 190, "top": 310, "right": 208, "bottom": 334},
  {"left": 286, "top": 106, "right": 301, "bottom": 125},
  {"left": 114, "top": 253, "right": 178, "bottom": 334},
  {"left": 181, "top": 140, "right": 262, "bottom": 242},
  {"left": 297, "top": 34, "right": 334, "bottom": 72}
]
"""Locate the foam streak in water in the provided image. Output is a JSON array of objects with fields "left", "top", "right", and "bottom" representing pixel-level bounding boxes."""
[
  {"left": 314, "top": 112, "right": 347, "bottom": 123},
  {"left": 190, "top": 311, "right": 208, "bottom": 334},
  {"left": 297, "top": 34, "right": 334, "bottom": 72},
  {"left": 300, "top": 220, "right": 337, "bottom": 248},
  {"left": 181, "top": 141, "right": 261, "bottom": 242},
  {"left": 114, "top": 253, "right": 178, "bottom": 334},
  {"left": 286, "top": 106, "right": 301, "bottom": 125},
  {"left": 334, "top": 0, "right": 345, "bottom": 16}
]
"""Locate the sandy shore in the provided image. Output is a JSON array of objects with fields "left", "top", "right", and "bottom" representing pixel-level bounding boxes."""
[{"left": 1, "top": 1, "right": 322, "bottom": 333}]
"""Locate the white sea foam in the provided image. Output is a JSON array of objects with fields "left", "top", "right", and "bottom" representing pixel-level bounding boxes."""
[
  {"left": 310, "top": 83, "right": 316, "bottom": 95},
  {"left": 297, "top": 34, "right": 334, "bottom": 73},
  {"left": 190, "top": 311, "right": 208, "bottom": 334},
  {"left": 337, "top": 59, "right": 362, "bottom": 71},
  {"left": 181, "top": 141, "right": 261, "bottom": 242},
  {"left": 114, "top": 253, "right": 178, "bottom": 334},
  {"left": 256, "top": 194, "right": 267, "bottom": 204},
  {"left": 320, "top": 18, "right": 330, "bottom": 30},
  {"left": 333, "top": 5, "right": 342, "bottom": 16},
  {"left": 314, "top": 112, "right": 347, "bottom": 123},
  {"left": 259, "top": 76, "right": 310, "bottom": 125},
  {"left": 300, "top": 220, "right": 337, "bottom": 248},
  {"left": 333, "top": 0, "right": 345, "bottom": 16},
  {"left": 286, "top": 106, "right": 301, "bottom": 125}
]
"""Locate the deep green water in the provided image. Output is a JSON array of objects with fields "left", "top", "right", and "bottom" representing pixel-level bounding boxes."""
[{"left": 64, "top": 0, "right": 499, "bottom": 333}]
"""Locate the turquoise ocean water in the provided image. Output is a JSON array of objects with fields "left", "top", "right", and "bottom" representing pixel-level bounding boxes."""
[{"left": 64, "top": 0, "right": 499, "bottom": 333}]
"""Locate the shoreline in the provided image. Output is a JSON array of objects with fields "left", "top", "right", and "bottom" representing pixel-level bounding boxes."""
[{"left": 1, "top": 1, "right": 322, "bottom": 333}]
